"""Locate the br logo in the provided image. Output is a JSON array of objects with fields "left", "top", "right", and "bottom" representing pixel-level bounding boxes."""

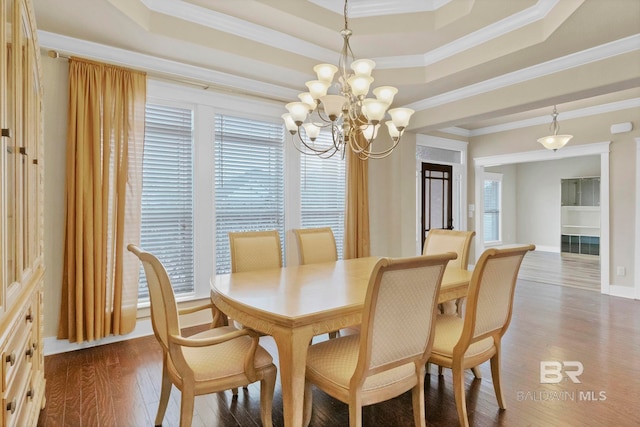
[{"left": 540, "top": 361, "right": 583, "bottom": 384}]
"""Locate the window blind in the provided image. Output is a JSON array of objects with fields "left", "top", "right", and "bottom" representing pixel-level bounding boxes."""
[
  {"left": 139, "top": 104, "right": 195, "bottom": 299},
  {"left": 483, "top": 179, "right": 500, "bottom": 242},
  {"left": 300, "top": 132, "right": 346, "bottom": 258},
  {"left": 214, "top": 114, "right": 285, "bottom": 274}
]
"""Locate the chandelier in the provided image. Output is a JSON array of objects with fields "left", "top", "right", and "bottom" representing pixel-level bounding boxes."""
[
  {"left": 281, "top": 0, "right": 414, "bottom": 160},
  {"left": 537, "top": 105, "right": 573, "bottom": 151}
]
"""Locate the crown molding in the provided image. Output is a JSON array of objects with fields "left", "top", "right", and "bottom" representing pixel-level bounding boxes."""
[
  {"left": 308, "top": 0, "right": 452, "bottom": 18},
  {"left": 441, "top": 98, "right": 640, "bottom": 137},
  {"left": 375, "top": 0, "right": 559, "bottom": 69},
  {"left": 141, "top": 0, "right": 562, "bottom": 69},
  {"left": 407, "top": 34, "right": 640, "bottom": 112}
]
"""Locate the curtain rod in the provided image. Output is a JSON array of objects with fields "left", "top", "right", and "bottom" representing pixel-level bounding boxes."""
[{"left": 46, "top": 49, "right": 284, "bottom": 103}]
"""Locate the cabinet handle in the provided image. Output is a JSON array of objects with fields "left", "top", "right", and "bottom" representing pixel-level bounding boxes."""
[
  {"left": 26, "top": 388, "right": 34, "bottom": 399},
  {"left": 6, "top": 353, "right": 16, "bottom": 366},
  {"left": 19, "top": 146, "right": 27, "bottom": 155},
  {"left": 6, "top": 400, "right": 16, "bottom": 414},
  {"left": 26, "top": 347, "right": 34, "bottom": 358},
  {"left": 26, "top": 311, "right": 33, "bottom": 323},
  {"left": 1, "top": 128, "right": 9, "bottom": 137}
]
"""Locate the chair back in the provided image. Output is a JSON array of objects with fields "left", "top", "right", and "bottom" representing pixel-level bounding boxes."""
[
  {"left": 354, "top": 253, "right": 457, "bottom": 381},
  {"left": 423, "top": 229, "right": 475, "bottom": 270},
  {"left": 460, "top": 244, "right": 535, "bottom": 346},
  {"left": 127, "top": 244, "right": 180, "bottom": 354},
  {"left": 228, "top": 230, "right": 282, "bottom": 273},
  {"left": 293, "top": 227, "right": 338, "bottom": 265}
]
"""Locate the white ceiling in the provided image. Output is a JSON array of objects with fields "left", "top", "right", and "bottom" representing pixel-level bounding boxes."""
[{"left": 33, "top": 0, "right": 640, "bottom": 134}]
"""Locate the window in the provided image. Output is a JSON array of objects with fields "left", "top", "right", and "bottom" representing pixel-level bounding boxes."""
[
  {"left": 138, "top": 103, "right": 195, "bottom": 299},
  {"left": 483, "top": 173, "right": 502, "bottom": 243},
  {"left": 214, "top": 114, "right": 285, "bottom": 274},
  {"left": 300, "top": 132, "right": 346, "bottom": 258}
]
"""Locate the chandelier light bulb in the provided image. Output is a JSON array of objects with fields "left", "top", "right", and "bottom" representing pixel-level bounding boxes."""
[
  {"left": 388, "top": 107, "right": 415, "bottom": 130},
  {"left": 298, "top": 92, "right": 317, "bottom": 111},
  {"left": 361, "top": 99, "right": 388, "bottom": 123},
  {"left": 305, "top": 80, "right": 330, "bottom": 100},
  {"left": 347, "top": 75, "right": 374, "bottom": 97},
  {"left": 302, "top": 122, "right": 321, "bottom": 141},
  {"left": 373, "top": 86, "right": 398, "bottom": 105},
  {"left": 285, "top": 102, "right": 309, "bottom": 125},
  {"left": 282, "top": 113, "right": 298, "bottom": 134},
  {"left": 320, "top": 95, "right": 347, "bottom": 121},
  {"left": 351, "top": 59, "right": 376, "bottom": 77},
  {"left": 314, "top": 63, "right": 339, "bottom": 83}
]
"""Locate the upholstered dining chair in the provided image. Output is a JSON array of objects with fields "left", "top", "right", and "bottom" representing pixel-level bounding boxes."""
[
  {"left": 427, "top": 244, "right": 535, "bottom": 427},
  {"left": 423, "top": 229, "right": 476, "bottom": 317},
  {"left": 293, "top": 227, "right": 338, "bottom": 265},
  {"left": 302, "top": 252, "right": 458, "bottom": 427},
  {"left": 228, "top": 229, "right": 282, "bottom": 273},
  {"left": 422, "top": 229, "right": 475, "bottom": 271},
  {"left": 128, "top": 244, "right": 277, "bottom": 427}
]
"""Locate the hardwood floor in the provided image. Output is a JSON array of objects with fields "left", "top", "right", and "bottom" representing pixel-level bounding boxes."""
[
  {"left": 37, "top": 279, "right": 639, "bottom": 427},
  {"left": 518, "top": 250, "right": 600, "bottom": 291}
]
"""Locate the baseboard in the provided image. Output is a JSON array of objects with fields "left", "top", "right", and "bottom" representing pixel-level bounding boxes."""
[
  {"left": 534, "top": 245, "right": 560, "bottom": 253},
  {"left": 607, "top": 285, "right": 637, "bottom": 300},
  {"left": 43, "top": 319, "right": 154, "bottom": 356}
]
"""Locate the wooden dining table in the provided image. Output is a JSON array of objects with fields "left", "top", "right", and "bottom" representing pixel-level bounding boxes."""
[{"left": 210, "top": 256, "right": 472, "bottom": 427}]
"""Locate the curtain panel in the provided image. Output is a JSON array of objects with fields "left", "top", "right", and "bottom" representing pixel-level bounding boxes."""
[
  {"left": 343, "top": 132, "right": 371, "bottom": 259},
  {"left": 58, "top": 58, "right": 146, "bottom": 343}
]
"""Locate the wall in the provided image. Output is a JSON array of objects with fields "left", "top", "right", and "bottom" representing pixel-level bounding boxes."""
[{"left": 515, "top": 157, "right": 600, "bottom": 251}]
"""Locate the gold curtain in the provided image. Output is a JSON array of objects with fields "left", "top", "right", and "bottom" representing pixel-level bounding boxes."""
[
  {"left": 343, "top": 132, "right": 370, "bottom": 259},
  {"left": 58, "top": 58, "right": 146, "bottom": 343}
]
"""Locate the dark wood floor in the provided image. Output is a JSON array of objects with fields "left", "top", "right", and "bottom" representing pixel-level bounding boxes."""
[{"left": 37, "top": 279, "right": 640, "bottom": 427}]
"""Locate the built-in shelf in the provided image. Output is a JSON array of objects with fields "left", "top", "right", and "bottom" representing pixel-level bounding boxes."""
[{"left": 561, "top": 178, "right": 600, "bottom": 255}]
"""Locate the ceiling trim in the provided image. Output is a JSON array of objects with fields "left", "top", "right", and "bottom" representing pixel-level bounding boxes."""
[
  {"left": 140, "top": 0, "right": 337, "bottom": 62},
  {"left": 308, "top": 0, "right": 453, "bottom": 18},
  {"left": 139, "top": 0, "right": 564, "bottom": 69},
  {"left": 464, "top": 98, "right": 640, "bottom": 136},
  {"left": 406, "top": 34, "right": 640, "bottom": 111},
  {"left": 375, "top": 0, "right": 560, "bottom": 69}
]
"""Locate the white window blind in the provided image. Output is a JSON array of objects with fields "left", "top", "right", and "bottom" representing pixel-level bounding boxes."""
[
  {"left": 139, "top": 104, "right": 195, "bottom": 299},
  {"left": 214, "top": 114, "right": 285, "bottom": 274},
  {"left": 483, "top": 176, "right": 501, "bottom": 243},
  {"left": 300, "top": 132, "right": 346, "bottom": 258}
]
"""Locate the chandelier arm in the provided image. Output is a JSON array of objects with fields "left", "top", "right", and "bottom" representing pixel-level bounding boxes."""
[{"left": 294, "top": 133, "right": 338, "bottom": 156}]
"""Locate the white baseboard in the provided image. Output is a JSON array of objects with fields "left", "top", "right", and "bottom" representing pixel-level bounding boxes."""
[
  {"left": 534, "top": 245, "right": 560, "bottom": 253},
  {"left": 607, "top": 285, "right": 637, "bottom": 300},
  {"left": 43, "top": 319, "right": 154, "bottom": 356}
]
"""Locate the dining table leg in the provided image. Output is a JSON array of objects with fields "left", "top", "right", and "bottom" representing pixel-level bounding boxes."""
[{"left": 271, "top": 325, "right": 315, "bottom": 427}]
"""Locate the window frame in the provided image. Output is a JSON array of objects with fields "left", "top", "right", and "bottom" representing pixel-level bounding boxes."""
[
  {"left": 483, "top": 172, "right": 503, "bottom": 245},
  {"left": 143, "top": 78, "right": 345, "bottom": 304}
]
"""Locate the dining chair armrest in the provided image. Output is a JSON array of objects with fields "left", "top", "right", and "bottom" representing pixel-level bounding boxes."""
[
  {"left": 178, "top": 301, "right": 226, "bottom": 328},
  {"left": 170, "top": 328, "right": 251, "bottom": 348}
]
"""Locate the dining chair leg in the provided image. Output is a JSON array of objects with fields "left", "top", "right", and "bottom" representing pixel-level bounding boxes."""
[
  {"left": 179, "top": 387, "right": 195, "bottom": 427},
  {"left": 412, "top": 368, "right": 427, "bottom": 427},
  {"left": 471, "top": 366, "right": 482, "bottom": 378},
  {"left": 348, "top": 395, "right": 363, "bottom": 427},
  {"left": 155, "top": 359, "right": 172, "bottom": 426},
  {"left": 260, "top": 365, "right": 277, "bottom": 427},
  {"left": 452, "top": 362, "right": 470, "bottom": 427},
  {"left": 490, "top": 348, "right": 506, "bottom": 409}
]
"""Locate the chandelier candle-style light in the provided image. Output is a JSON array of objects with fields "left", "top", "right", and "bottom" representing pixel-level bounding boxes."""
[
  {"left": 282, "top": 0, "right": 414, "bottom": 160},
  {"left": 537, "top": 105, "right": 573, "bottom": 151}
]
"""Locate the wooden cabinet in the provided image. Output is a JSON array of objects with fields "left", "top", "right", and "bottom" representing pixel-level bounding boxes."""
[{"left": 1, "top": 0, "right": 45, "bottom": 425}]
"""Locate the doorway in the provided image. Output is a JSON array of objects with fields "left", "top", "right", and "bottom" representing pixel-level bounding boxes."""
[{"left": 421, "top": 162, "right": 453, "bottom": 249}]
